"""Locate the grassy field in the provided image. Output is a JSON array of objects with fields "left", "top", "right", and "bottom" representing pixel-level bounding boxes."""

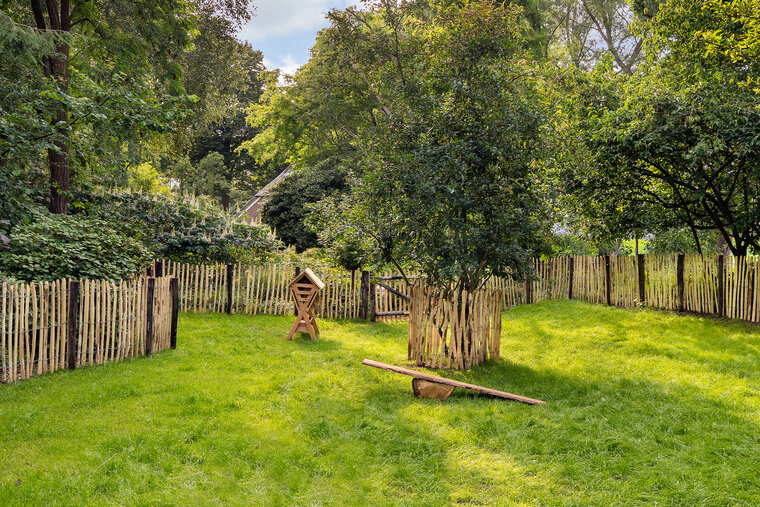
[{"left": 1, "top": 301, "right": 759, "bottom": 505}]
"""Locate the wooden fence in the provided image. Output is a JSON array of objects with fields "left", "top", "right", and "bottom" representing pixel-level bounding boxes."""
[
  {"left": 1, "top": 276, "right": 178, "bottom": 384},
  {"left": 408, "top": 286, "right": 503, "bottom": 370},
  {"left": 522, "top": 254, "right": 760, "bottom": 323},
  {"left": 156, "top": 254, "right": 760, "bottom": 326},
  {"left": 159, "top": 260, "right": 362, "bottom": 320}
]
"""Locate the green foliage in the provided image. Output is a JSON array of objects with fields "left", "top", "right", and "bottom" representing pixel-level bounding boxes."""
[
  {"left": 72, "top": 191, "right": 282, "bottom": 265},
  {"left": 127, "top": 162, "right": 171, "bottom": 196},
  {"left": 548, "top": 232, "right": 608, "bottom": 256},
  {"left": 0, "top": 214, "right": 152, "bottom": 281},
  {"left": 647, "top": 228, "right": 720, "bottom": 255},
  {"left": 0, "top": 271, "right": 17, "bottom": 284},
  {"left": 261, "top": 165, "right": 347, "bottom": 252},
  {"left": 308, "top": 1, "right": 549, "bottom": 290},
  {"left": 581, "top": 65, "right": 760, "bottom": 255},
  {"left": 172, "top": 18, "right": 277, "bottom": 212},
  {"left": 553, "top": 0, "right": 760, "bottom": 257},
  {"left": 544, "top": 0, "right": 645, "bottom": 73},
  {"left": 0, "top": 0, "right": 255, "bottom": 213},
  {"left": 187, "top": 152, "right": 230, "bottom": 206},
  {"left": 241, "top": 41, "right": 368, "bottom": 170}
]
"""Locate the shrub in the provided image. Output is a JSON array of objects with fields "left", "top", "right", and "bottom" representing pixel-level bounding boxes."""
[
  {"left": 72, "top": 191, "right": 283, "bottom": 264},
  {"left": 0, "top": 214, "right": 152, "bottom": 281}
]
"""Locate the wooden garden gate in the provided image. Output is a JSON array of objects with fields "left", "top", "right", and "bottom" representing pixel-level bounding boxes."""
[{"left": 370, "top": 274, "right": 411, "bottom": 322}]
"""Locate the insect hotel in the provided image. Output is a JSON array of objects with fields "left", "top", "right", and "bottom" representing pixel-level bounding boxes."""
[{"left": 287, "top": 268, "right": 325, "bottom": 340}]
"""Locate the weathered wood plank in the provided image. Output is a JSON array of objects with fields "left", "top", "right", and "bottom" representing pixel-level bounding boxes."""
[
  {"left": 362, "top": 359, "right": 546, "bottom": 405},
  {"left": 376, "top": 281, "right": 410, "bottom": 302}
]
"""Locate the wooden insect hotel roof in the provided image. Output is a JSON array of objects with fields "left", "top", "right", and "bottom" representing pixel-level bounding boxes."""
[{"left": 288, "top": 268, "right": 325, "bottom": 290}]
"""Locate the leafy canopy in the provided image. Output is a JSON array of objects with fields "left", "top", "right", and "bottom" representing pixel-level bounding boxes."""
[{"left": 295, "top": 0, "right": 550, "bottom": 290}]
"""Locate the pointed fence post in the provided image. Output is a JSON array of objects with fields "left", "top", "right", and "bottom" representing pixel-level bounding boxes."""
[
  {"left": 718, "top": 254, "right": 725, "bottom": 317},
  {"left": 605, "top": 255, "right": 612, "bottom": 306},
  {"left": 525, "top": 277, "right": 533, "bottom": 305},
  {"left": 293, "top": 267, "right": 301, "bottom": 316},
  {"left": 67, "top": 280, "right": 79, "bottom": 370},
  {"left": 226, "top": 264, "right": 234, "bottom": 315},
  {"left": 677, "top": 253, "right": 685, "bottom": 312},
  {"left": 568, "top": 257, "right": 575, "bottom": 300},
  {"left": 170, "top": 277, "right": 179, "bottom": 349},
  {"left": 146, "top": 278, "right": 155, "bottom": 356},
  {"left": 360, "top": 270, "right": 370, "bottom": 320},
  {"left": 369, "top": 273, "right": 377, "bottom": 322},
  {"left": 637, "top": 254, "right": 646, "bottom": 306}
]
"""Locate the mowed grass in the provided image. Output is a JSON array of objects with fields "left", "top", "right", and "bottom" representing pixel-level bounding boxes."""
[{"left": 1, "top": 301, "right": 760, "bottom": 505}]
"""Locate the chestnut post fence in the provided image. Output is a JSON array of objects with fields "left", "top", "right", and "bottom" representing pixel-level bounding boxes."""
[
  {"left": 5, "top": 254, "right": 759, "bottom": 383},
  {"left": 1, "top": 275, "right": 178, "bottom": 384},
  {"left": 157, "top": 254, "right": 760, "bottom": 326}
]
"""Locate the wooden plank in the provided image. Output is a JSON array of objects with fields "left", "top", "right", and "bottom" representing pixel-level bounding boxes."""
[
  {"left": 376, "top": 311, "right": 409, "bottom": 317},
  {"left": 377, "top": 282, "right": 410, "bottom": 302},
  {"left": 362, "top": 359, "right": 545, "bottom": 405},
  {"left": 378, "top": 275, "right": 404, "bottom": 281}
]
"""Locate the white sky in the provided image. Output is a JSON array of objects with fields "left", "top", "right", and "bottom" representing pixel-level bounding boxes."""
[{"left": 238, "top": 0, "right": 354, "bottom": 76}]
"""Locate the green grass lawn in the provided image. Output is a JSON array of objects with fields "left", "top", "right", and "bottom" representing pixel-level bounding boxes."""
[{"left": 2, "top": 301, "right": 760, "bottom": 505}]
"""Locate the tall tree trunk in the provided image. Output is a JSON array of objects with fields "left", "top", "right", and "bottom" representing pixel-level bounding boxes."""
[
  {"left": 222, "top": 190, "right": 231, "bottom": 212},
  {"left": 32, "top": 0, "right": 72, "bottom": 214},
  {"left": 49, "top": 106, "right": 70, "bottom": 214},
  {"left": 48, "top": 37, "right": 71, "bottom": 214}
]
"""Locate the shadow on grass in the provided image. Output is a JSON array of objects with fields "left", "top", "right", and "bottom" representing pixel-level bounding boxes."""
[
  {"left": 3, "top": 307, "right": 760, "bottom": 504},
  {"left": 347, "top": 351, "right": 760, "bottom": 503},
  {"left": 290, "top": 333, "right": 343, "bottom": 351}
]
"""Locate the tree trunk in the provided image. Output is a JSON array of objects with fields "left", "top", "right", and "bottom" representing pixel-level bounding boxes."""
[
  {"left": 49, "top": 106, "right": 70, "bottom": 214},
  {"left": 48, "top": 38, "right": 71, "bottom": 214},
  {"left": 32, "top": 1, "right": 72, "bottom": 214}
]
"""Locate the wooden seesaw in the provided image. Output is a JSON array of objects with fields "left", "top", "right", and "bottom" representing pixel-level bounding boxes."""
[{"left": 362, "top": 359, "right": 545, "bottom": 405}]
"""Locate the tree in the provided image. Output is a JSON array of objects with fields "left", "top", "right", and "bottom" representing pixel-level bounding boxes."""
[
  {"left": 261, "top": 163, "right": 347, "bottom": 252},
  {"left": 574, "top": 0, "right": 760, "bottom": 256},
  {"left": 1, "top": 0, "right": 253, "bottom": 214},
  {"left": 241, "top": 37, "right": 369, "bottom": 172},
  {"left": 312, "top": 0, "right": 548, "bottom": 291},
  {"left": 545, "top": 0, "right": 646, "bottom": 73},
  {"left": 176, "top": 19, "right": 279, "bottom": 211},
  {"left": 127, "top": 162, "right": 171, "bottom": 196}
]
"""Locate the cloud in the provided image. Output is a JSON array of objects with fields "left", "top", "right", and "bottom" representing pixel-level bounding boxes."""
[
  {"left": 263, "top": 54, "right": 302, "bottom": 79},
  {"left": 238, "top": 0, "right": 351, "bottom": 42}
]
